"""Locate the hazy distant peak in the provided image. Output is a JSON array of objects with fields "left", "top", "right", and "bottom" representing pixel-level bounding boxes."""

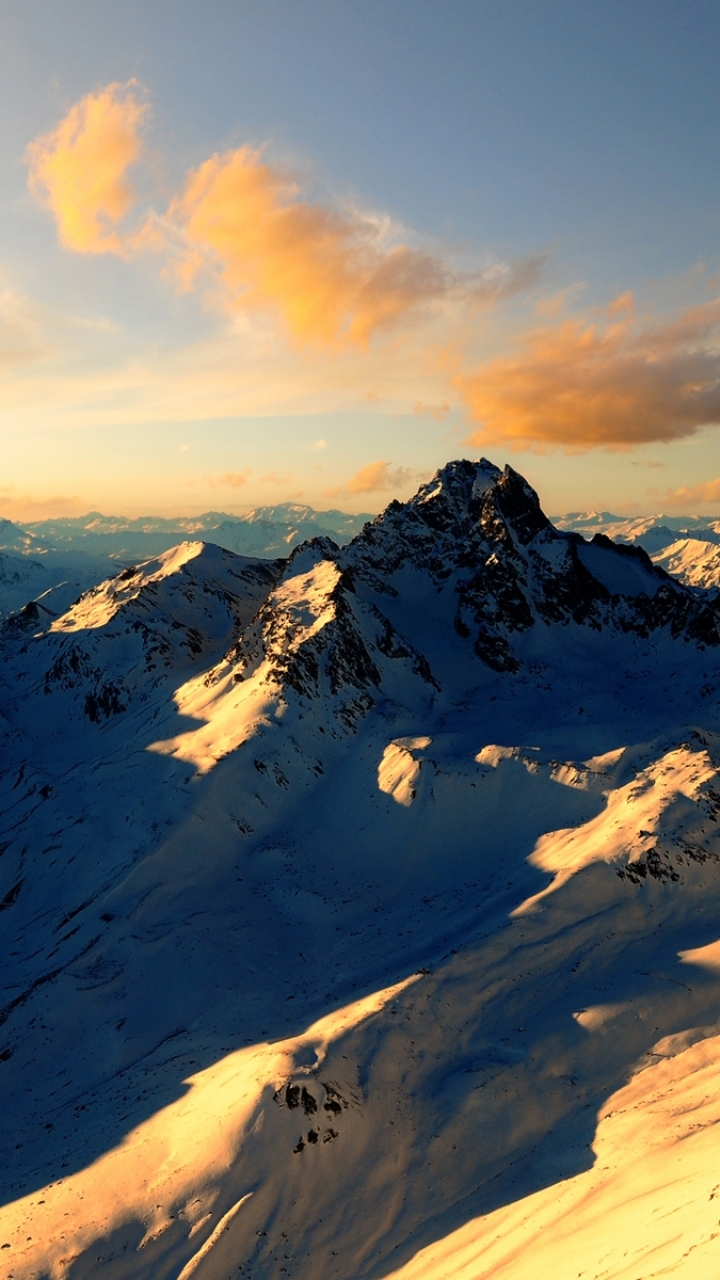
[{"left": 0, "top": 517, "right": 50, "bottom": 554}]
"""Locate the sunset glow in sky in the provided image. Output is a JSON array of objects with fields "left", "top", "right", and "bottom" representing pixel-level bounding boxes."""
[{"left": 4, "top": 1, "right": 720, "bottom": 518}]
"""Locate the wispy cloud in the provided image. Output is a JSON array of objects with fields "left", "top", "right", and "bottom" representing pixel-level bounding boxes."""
[
  {"left": 324, "top": 459, "right": 420, "bottom": 497},
  {"left": 0, "top": 486, "right": 84, "bottom": 521},
  {"left": 534, "top": 283, "right": 586, "bottom": 319},
  {"left": 661, "top": 477, "right": 720, "bottom": 507},
  {"left": 26, "top": 82, "right": 147, "bottom": 255},
  {"left": 0, "top": 287, "right": 50, "bottom": 369},
  {"left": 258, "top": 471, "right": 294, "bottom": 484},
  {"left": 413, "top": 401, "right": 450, "bottom": 420},
  {"left": 459, "top": 297, "right": 720, "bottom": 451},
  {"left": 205, "top": 471, "right": 251, "bottom": 489}
]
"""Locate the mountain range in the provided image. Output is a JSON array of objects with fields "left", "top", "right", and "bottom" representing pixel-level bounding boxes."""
[
  {"left": 7, "top": 498, "right": 720, "bottom": 627},
  {"left": 556, "top": 508, "right": 720, "bottom": 589},
  {"left": 0, "top": 504, "right": 372, "bottom": 622},
  {"left": 2, "top": 460, "right": 720, "bottom": 1277}
]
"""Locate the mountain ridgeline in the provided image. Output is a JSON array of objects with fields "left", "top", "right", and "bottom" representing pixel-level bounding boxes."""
[{"left": 6, "top": 458, "right": 719, "bottom": 736}]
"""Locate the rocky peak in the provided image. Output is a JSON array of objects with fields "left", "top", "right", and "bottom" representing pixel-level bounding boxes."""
[
  {"left": 340, "top": 458, "right": 720, "bottom": 675},
  {"left": 347, "top": 459, "right": 551, "bottom": 580},
  {"left": 406, "top": 458, "right": 548, "bottom": 545},
  {"left": 407, "top": 458, "right": 501, "bottom": 530}
]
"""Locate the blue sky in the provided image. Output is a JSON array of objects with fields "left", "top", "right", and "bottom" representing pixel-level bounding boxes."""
[{"left": 3, "top": 0, "right": 720, "bottom": 517}]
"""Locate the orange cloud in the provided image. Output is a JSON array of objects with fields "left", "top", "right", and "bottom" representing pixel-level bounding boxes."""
[
  {"left": 534, "top": 283, "right": 585, "bottom": 319},
  {"left": 258, "top": 471, "right": 294, "bottom": 484},
  {"left": 26, "top": 82, "right": 147, "bottom": 254},
  {"left": 0, "top": 486, "right": 84, "bottom": 521},
  {"left": 164, "top": 146, "right": 452, "bottom": 346},
  {"left": 193, "top": 471, "right": 251, "bottom": 490},
  {"left": 413, "top": 401, "right": 450, "bottom": 420},
  {"left": 662, "top": 477, "right": 720, "bottom": 507},
  {"left": 325, "top": 460, "right": 417, "bottom": 497},
  {"left": 607, "top": 290, "right": 635, "bottom": 317},
  {"left": 214, "top": 471, "right": 250, "bottom": 489},
  {"left": 459, "top": 299, "right": 720, "bottom": 451},
  {"left": 25, "top": 87, "right": 546, "bottom": 351}
]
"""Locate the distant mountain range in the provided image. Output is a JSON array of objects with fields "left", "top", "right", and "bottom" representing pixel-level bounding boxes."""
[
  {"left": 3, "top": 460, "right": 720, "bottom": 1276},
  {"left": 554, "top": 509, "right": 720, "bottom": 547},
  {"left": 7, "top": 499, "right": 720, "bottom": 623},
  {"left": 555, "top": 510, "right": 720, "bottom": 590},
  {"left": 0, "top": 503, "right": 373, "bottom": 619},
  {"left": 18, "top": 501, "right": 371, "bottom": 549}
]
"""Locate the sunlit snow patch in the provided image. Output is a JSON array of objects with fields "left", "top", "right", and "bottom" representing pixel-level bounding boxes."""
[
  {"left": 0, "top": 976, "right": 419, "bottom": 1279},
  {"left": 513, "top": 744, "right": 716, "bottom": 915},
  {"left": 378, "top": 736, "right": 432, "bottom": 806},
  {"left": 679, "top": 936, "right": 720, "bottom": 971},
  {"left": 49, "top": 542, "right": 209, "bottom": 633}
]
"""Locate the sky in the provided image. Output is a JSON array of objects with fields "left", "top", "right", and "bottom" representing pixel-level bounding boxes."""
[{"left": 4, "top": 0, "right": 720, "bottom": 518}]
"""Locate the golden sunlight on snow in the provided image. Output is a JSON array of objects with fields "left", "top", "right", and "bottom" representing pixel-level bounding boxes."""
[
  {"left": 514, "top": 744, "right": 716, "bottom": 915},
  {"left": 679, "top": 937, "right": 720, "bottom": 972},
  {"left": 385, "top": 1029, "right": 720, "bottom": 1280},
  {"left": 0, "top": 977, "right": 418, "bottom": 1280},
  {"left": 377, "top": 736, "right": 432, "bottom": 806},
  {"left": 147, "top": 664, "right": 279, "bottom": 774},
  {"left": 49, "top": 543, "right": 207, "bottom": 634},
  {"left": 148, "top": 555, "right": 342, "bottom": 773}
]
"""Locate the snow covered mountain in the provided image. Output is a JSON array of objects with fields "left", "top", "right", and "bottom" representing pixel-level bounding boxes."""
[
  {"left": 0, "top": 505, "right": 372, "bottom": 621},
  {"left": 19, "top": 503, "right": 371, "bottom": 563},
  {"left": 555, "top": 510, "right": 720, "bottom": 589},
  {"left": 3, "top": 460, "right": 720, "bottom": 1278},
  {"left": 651, "top": 537, "right": 720, "bottom": 589},
  {"left": 554, "top": 508, "right": 720, "bottom": 549}
]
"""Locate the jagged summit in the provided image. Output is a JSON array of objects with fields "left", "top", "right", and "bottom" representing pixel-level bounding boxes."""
[
  {"left": 343, "top": 458, "right": 720, "bottom": 673},
  {"left": 364, "top": 458, "right": 546, "bottom": 547}
]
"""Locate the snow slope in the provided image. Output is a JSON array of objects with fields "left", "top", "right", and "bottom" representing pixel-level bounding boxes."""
[
  {"left": 651, "top": 535, "right": 720, "bottom": 589},
  {"left": 2, "top": 461, "right": 720, "bottom": 1278}
]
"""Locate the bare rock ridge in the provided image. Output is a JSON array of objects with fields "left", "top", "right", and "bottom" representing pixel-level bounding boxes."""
[{"left": 3, "top": 460, "right": 720, "bottom": 1279}]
